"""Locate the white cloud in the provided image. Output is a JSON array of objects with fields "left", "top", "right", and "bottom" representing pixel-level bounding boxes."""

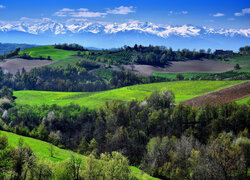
[
  {"left": 234, "top": 8, "right": 250, "bottom": 16},
  {"left": 107, "top": 6, "right": 135, "bottom": 15},
  {"left": 0, "top": 5, "right": 5, "bottom": 9},
  {"left": 213, "top": 13, "right": 225, "bottom": 17},
  {"left": 54, "top": 8, "right": 107, "bottom": 18},
  {"left": 61, "top": 8, "right": 74, "bottom": 12},
  {"left": 70, "top": 11, "right": 107, "bottom": 18},
  {"left": 169, "top": 10, "right": 188, "bottom": 15},
  {"left": 78, "top": 8, "right": 88, "bottom": 11},
  {"left": 20, "top": 17, "right": 53, "bottom": 23},
  {"left": 181, "top": 11, "right": 188, "bottom": 14}
]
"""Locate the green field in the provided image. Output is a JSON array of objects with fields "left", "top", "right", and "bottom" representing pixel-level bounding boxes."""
[
  {"left": 0, "top": 131, "right": 157, "bottom": 179},
  {"left": 236, "top": 96, "right": 250, "bottom": 104},
  {"left": 153, "top": 72, "right": 212, "bottom": 80},
  {"left": 20, "top": 46, "right": 77, "bottom": 60},
  {"left": 227, "top": 55, "right": 250, "bottom": 72},
  {"left": 13, "top": 81, "right": 244, "bottom": 109},
  {"left": 48, "top": 56, "right": 83, "bottom": 67}
]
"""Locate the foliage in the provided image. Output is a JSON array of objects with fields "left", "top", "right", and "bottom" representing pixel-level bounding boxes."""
[
  {"left": 54, "top": 43, "right": 87, "bottom": 51},
  {"left": 83, "top": 45, "right": 216, "bottom": 66}
]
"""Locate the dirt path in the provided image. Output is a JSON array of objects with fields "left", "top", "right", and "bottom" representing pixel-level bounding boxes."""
[
  {"left": 124, "top": 60, "right": 234, "bottom": 76},
  {"left": 182, "top": 81, "right": 250, "bottom": 108},
  {"left": 0, "top": 58, "right": 57, "bottom": 74}
]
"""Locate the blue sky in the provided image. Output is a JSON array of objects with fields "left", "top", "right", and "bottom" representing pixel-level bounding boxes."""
[{"left": 0, "top": 0, "right": 249, "bottom": 28}]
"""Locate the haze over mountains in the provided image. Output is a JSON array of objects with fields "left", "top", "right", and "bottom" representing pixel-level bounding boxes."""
[{"left": 1, "top": 19, "right": 249, "bottom": 50}]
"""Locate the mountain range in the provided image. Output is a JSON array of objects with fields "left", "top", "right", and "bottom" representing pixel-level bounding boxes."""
[{"left": 0, "top": 19, "right": 249, "bottom": 50}]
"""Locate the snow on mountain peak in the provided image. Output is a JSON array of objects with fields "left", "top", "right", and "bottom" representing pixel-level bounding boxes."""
[{"left": 0, "top": 19, "right": 249, "bottom": 38}]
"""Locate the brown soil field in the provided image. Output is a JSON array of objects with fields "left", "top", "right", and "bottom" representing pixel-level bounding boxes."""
[
  {"left": 124, "top": 60, "right": 234, "bottom": 76},
  {"left": 182, "top": 81, "right": 250, "bottom": 108},
  {"left": 0, "top": 58, "right": 57, "bottom": 74}
]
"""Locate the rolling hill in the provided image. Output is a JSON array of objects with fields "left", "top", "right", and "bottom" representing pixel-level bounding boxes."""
[
  {"left": 14, "top": 80, "right": 245, "bottom": 109},
  {"left": 0, "top": 130, "right": 157, "bottom": 179},
  {"left": 20, "top": 45, "right": 77, "bottom": 60}
]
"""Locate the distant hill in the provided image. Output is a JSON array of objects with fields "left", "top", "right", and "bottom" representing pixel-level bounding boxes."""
[{"left": 0, "top": 42, "right": 37, "bottom": 55}]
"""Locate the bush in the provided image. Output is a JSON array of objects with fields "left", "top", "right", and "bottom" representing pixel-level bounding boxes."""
[{"left": 176, "top": 73, "right": 184, "bottom": 80}]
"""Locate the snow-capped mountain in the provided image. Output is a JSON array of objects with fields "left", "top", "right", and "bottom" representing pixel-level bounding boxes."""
[
  {"left": 1, "top": 20, "right": 249, "bottom": 38},
  {"left": 0, "top": 19, "right": 249, "bottom": 50}
]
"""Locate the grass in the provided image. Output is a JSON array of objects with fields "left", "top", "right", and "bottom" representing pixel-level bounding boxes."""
[
  {"left": 48, "top": 56, "right": 83, "bottom": 68},
  {"left": 226, "top": 55, "right": 250, "bottom": 72},
  {"left": 153, "top": 72, "right": 212, "bottom": 80},
  {"left": 20, "top": 46, "right": 77, "bottom": 60},
  {"left": 236, "top": 96, "right": 250, "bottom": 104},
  {"left": 0, "top": 131, "right": 157, "bottom": 179},
  {"left": 13, "top": 81, "right": 244, "bottom": 109}
]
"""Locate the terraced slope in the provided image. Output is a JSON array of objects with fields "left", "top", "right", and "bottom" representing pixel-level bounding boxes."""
[
  {"left": 0, "top": 131, "right": 157, "bottom": 179},
  {"left": 14, "top": 81, "right": 244, "bottom": 109}
]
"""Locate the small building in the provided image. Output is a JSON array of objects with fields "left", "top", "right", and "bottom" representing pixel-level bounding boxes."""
[{"left": 214, "top": 49, "right": 234, "bottom": 55}]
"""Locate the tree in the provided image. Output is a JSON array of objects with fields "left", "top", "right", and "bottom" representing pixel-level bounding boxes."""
[
  {"left": 82, "top": 153, "right": 101, "bottom": 180},
  {"left": 176, "top": 73, "right": 184, "bottom": 80},
  {"left": 77, "top": 137, "right": 89, "bottom": 155},
  {"left": 48, "top": 144, "right": 55, "bottom": 157},
  {"left": 148, "top": 89, "right": 175, "bottom": 109},
  {"left": 0, "top": 134, "right": 12, "bottom": 179},
  {"left": 205, "top": 132, "right": 246, "bottom": 179},
  {"left": 101, "top": 152, "right": 133, "bottom": 180},
  {"left": 37, "top": 123, "right": 48, "bottom": 140},
  {"left": 11, "top": 138, "right": 37, "bottom": 180},
  {"left": 35, "top": 159, "right": 53, "bottom": 180},
  {"left": 234, "top": 63, "right": 241, "bottom": 70}
]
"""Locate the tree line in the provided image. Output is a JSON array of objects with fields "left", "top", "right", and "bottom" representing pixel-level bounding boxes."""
[
  {"left": 54, "top": 43, "right": 87, "bottom": 51},
  {"left": 0, "top": 64, "right": 165, "bottom": 92},
  {"left": 83, "top": 44, "right": 218, "bottom": 66}
]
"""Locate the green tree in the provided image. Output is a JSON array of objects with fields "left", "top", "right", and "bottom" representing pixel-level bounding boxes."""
[
  {"left": 77, "top": 137, "right": 89, "bottom": 155},
  {"left": 0, "top": 134, "right": 12, "bottom": 179},
  {"left": 37, "top": 123, "right": 48, "bottom": 140},
  {"left": 101, "top": 151, "right": 133, "bottom": 180},
  {"left": 234, "top": 63, "right": 241, "bottom": 70},
  {"left": 176, "top": 73, "right": 184, "bottom": 80}
]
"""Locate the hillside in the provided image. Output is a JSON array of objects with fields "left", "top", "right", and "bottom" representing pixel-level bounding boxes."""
[
  {"left": 0, "top": 43, "right": 37, "bottom": 55},
  {"left": 0, "top": 130, "right": 157, "bottom": 179},
  {"left": 14, "top": 80, "right": 244, "bottom": 109},
  {"left": 20, "top": 45, "right": 77, "bottom": 60},
  {"left": 182, "top": 81, "right": 250, "bottom": 108}
]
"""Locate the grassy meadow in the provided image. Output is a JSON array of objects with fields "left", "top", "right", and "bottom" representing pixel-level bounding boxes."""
[
  {"left": 13, "top": 80, "right": 244, "bottom": 109},
  {"left": 228, "top": 55, "right": 250, "bottom": 72},
  {"left": 236, "top": 96, "right": 250, "bottom": 104},
  {"left": 0, "top": 131, "right": 157, "bottom": 179},
  {"left": 20, "top": 45, "right": 77, "bottom": 60},
  {"left": 152, "top": 72, "right": 212, "bottom": 80}
]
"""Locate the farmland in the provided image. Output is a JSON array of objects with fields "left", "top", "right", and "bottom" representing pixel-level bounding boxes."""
[
  {"left": 124, "top": 60, "right": 234, "bottom": 76},
  {"left": 0, "top": 58, "right": 56, "bottom": 74},
  {"left": 13, "top": 80, "right": 245, "bottom": 109},
  {"left": 0, "top": 131, "right": 157, "bottom": 179},
  {"left": 182, "top": 81, "right": 250, "bottom": 108}
]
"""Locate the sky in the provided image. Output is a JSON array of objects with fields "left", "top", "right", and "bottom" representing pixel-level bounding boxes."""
[{"left": 0, "top": 0, "right": 249, "bottom": 29}]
